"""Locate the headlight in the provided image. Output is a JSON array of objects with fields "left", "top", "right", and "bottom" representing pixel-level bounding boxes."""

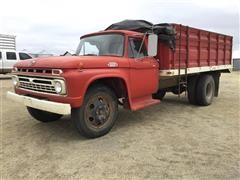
[
  {"left": 54, "top": 81, "right": 62, "bottom": 93},
  {"left": 12, "top": 75, "right": 19, "bottom": 86},
  {"left": 53, "top": 80, "right": 66, "bottom": 94}
]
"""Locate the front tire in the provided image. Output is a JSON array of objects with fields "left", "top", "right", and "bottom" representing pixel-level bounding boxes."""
[
  {"left": 27, "top": 107, "right": 62, "bottom": 122},
  {"left": 71, "top": 85, "right": 118, "bottom": 138}
]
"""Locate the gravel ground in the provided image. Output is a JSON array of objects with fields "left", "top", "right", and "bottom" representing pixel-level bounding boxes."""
[{"left": 1, "top": 72, "right": 240, "bottom": 179}]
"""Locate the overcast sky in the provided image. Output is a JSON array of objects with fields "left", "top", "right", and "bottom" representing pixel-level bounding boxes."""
[{"left": 0, "top": 0, "right": 239, "bottom": 57}]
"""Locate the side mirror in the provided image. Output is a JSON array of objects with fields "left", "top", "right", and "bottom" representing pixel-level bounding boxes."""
[{"left": 147, "top": 34, "right": 158, "bottom": 56}]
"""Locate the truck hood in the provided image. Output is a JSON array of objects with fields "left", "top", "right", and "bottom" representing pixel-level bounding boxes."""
[{"left": 15, "top": 56, "right": 129, "bottom": 69}]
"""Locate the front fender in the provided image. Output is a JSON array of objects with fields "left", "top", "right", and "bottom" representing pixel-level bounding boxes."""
[{"left": 63, "top": 68, "right": 132, "bottom": 108}]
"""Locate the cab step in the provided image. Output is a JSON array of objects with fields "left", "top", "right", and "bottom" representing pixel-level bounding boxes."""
[{"left": 131, "top": 95, "right": 160, "bottom": 111}]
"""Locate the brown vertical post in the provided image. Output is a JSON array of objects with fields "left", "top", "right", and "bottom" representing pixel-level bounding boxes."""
[
  {"left": 172, "top": 48, "right": 175, "bottom": 68},
  {"left": 198, "top": 30, "right": 201, "bottom": 66},
  {"left": 178, "top": 24, "right": 182, "bottom": 98},
  {"left": 223, "top": 36, "right": 226, "bottom": 65},
  {"left": 186, "top": 26, "right": 189, "bottom": 68},
  {"left": 208, "top": 32, "right": 211, "bottom": 66},
  {"left": 230, "top": 37, "right": 233, "bottom": 65},
  {"left": 172, "top": 25, "right": 176, "bottom": 68},
  {"left": 178, "top": 24, "right": 182, "bottom": 71},
  {"left": 216, "top": 34, "right": 219, "bottom": 65},
  {"left": 184, "top": 26, "right": 189, "bottom": 97}
]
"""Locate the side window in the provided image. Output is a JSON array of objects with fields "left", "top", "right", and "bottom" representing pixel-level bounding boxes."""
[
  {"left": 128, "top": 38, "right": 147, "bottom": 58},
  {"left": 19, "top": 53, "right": 32, "bottom": 60},
  {"left": 0, "top": 52, "right": 2, "bottom": 60},
  {"left": 6, "top": 52, "right": 17, "bottom": 60}
]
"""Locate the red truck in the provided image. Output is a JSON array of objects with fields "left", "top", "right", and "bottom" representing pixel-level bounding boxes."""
[{"left": 7, "top": 20, "right": 232, "bottom": 138}]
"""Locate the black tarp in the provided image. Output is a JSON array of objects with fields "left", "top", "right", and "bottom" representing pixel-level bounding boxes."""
[{"left": 105, "top": 20, "right": 176, "bottom": 51}]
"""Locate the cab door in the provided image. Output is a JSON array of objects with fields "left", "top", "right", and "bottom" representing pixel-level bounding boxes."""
[{"left": 128, "top": 37, "right": 159, "bottom": 99}]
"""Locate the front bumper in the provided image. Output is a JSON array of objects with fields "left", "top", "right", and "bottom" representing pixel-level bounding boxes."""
[{"left": 6, "top": 91, "right": 71, "bottom": 115}]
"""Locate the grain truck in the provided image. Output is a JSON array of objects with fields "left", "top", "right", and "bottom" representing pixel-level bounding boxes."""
[{"left": 7, "top": 20, "right": 232, "bottom": 138}]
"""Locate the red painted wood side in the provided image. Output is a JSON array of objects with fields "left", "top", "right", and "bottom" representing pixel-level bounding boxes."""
[{"left": 157, "top": 24, "right": 233, "bottom": 70}]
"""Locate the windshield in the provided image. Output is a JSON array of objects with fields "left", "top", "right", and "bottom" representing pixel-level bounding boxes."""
[{"left": 76, "top": 34, "right": 124, "bottom": 57}]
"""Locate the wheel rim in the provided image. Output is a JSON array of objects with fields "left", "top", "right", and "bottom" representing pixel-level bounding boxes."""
[
  {"left": 85, "top": 93, "right": 113, "bottom": 129},
  {"left": 206, "top": 83, "right": 213, "bottom": 99}
]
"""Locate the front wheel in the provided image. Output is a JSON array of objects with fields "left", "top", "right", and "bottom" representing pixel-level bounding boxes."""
[
  {"left": 27, "top": 107, "right": 62, "bottom": 122},
  {"left": 71, "top": 85, "right": 118, "bottom": 138}
]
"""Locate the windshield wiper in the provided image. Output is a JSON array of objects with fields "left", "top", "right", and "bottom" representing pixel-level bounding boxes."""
[
  {"left": 83, "top": 54, "right": 98, "bottom": 56},
  {"left": 101, "top": 54, "right": 121, "bottom": 57}
]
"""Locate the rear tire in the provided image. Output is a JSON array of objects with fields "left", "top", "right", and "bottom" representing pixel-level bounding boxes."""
[
  {"left": 27, "top": 107, "right": 62, "bottom": 122},
  {"left": 187, "top": 76, "right": 198, "bottom": 105},
  {"left": 196, "top": 74, "right": 215, "bottom": 106},
  {"left": 71, "top": 84, "right": 118, "bottom": 138}
]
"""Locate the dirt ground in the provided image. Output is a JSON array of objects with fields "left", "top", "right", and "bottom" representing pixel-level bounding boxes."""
[{"left": 1, "top": 72, "right": 240, "bottom": 179}]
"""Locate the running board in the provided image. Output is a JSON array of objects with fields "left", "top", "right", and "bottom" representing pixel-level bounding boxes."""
[{"left": 130, "top": 95, "right": 160, "bottom": 111}]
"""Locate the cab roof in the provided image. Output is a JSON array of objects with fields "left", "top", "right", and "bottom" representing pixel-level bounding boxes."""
[{"left": 80, "top": 30, "right": 144, "bottom": 39}]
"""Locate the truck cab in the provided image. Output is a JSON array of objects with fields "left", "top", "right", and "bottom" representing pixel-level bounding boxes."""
[
  {"left": 7, "top": 30, "right": 160, "bottom": 138},
  {"left": 75, "top": 30, "right": 160, "bottom": 110}
]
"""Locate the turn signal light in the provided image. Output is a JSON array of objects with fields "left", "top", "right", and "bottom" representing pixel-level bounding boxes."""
[{"left": 52, "top": 69, "right": 63, "bottom": 75}]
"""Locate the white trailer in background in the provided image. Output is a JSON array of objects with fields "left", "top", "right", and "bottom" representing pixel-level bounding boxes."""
[
  {"left": 0, "top": 34, "right": 32, "bottom": 74},
  {"left": 0, "top": 34, "right": 16, "bottom": 50}
]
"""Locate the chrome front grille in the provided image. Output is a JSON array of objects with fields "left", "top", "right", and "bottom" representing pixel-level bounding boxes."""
[
  {"left": 14, "top": 68, "right": 63, "bottom": 75},
  {"left": 18, "top": 76, "right": 57, "bottom": 94},
  {"left": 17, "top": 68, "right": 52, "bottom": 74}
]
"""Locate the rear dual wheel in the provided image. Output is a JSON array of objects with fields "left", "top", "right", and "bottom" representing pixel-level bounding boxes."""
[
  {"left": 187, "top": 74, "right": 215, "bottom": 106},
  {"left": 187, "top": 76, "right": 198, "bottom": 105},
  {"left": 196, "top": 74, "right": 215, "bottom": 106}
]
